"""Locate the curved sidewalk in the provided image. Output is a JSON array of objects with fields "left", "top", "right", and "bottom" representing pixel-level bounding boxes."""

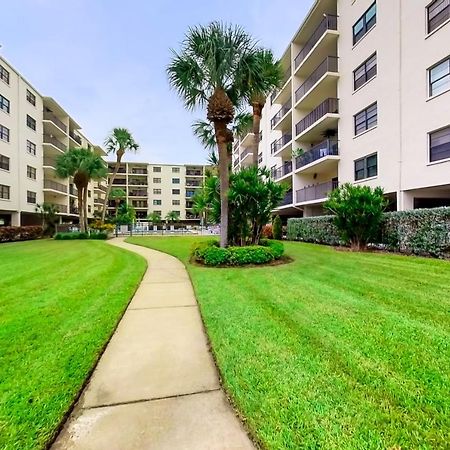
[{"left": 52, "top": 238, "right": 254, "bottom": 450}]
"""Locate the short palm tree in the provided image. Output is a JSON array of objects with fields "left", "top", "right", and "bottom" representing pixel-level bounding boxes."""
[
  {"left": 168, "top": 22, "right": 258, "bottom": 247},
  {"left": 56, "top": 148, "right": 107, "bottom": 232},
  {"left": 192, "top": 188, "right": 211, "bottom": 227},
  {"left": 147, "top": 211, "right": 162, "bottom": 225},
  {"left": 109, "top": 188, "right": 126, "bottom": 218},
  {"left": 165, "top": 210, "right": 180, "bottom": 223},
  {"left": 102, "top": 128, "right": 139, "bottom": 222}
]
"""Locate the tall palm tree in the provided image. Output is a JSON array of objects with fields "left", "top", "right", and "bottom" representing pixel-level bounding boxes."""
[
  {"left": 168, "top": 22, "right": 258, "bottom": 247},
  {"left": 56, "top": 148, "right": 107, "bottom": 232},
  {"left": 109, "top": 188, "right": 126, "bottom": 218},
  {"left": 101, "top": 128, "right": 139, "bottom": 223},
  {"left": 241, "top": 49, "right": 283, "bottom": 166}
]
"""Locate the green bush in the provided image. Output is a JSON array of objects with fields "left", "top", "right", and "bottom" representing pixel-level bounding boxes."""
[
  {"left": 202, "top": 246, "right": 230, "bottom": 266},
  {"left": 228, "top": 246, "right": 274, "bottom": 265},
  {"left": 191, "top": 239, "right": 219, "bottom": 261},
  {"left": 287, "top": 216, "right": 342, "bottom": 246},
  {"left": 54, "top": 232, "right": 107, "bottom": 241},
  {"left": 272, "top": 215, "right": 282, "bottom": 240},
  {"left": 89, "top": 232, "right": 108, "bottom": 240},
  {"left": 264, "top": 240, "right": 285, "bottom": 259}
]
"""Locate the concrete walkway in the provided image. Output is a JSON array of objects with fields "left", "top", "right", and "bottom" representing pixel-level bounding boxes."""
[{"left": 52, "top": 239, "right": 254, "bottom": 450}]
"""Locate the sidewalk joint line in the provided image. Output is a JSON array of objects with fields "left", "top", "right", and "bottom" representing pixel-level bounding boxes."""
[{"left": 128, "top": 305, "right": 197, "bottom": 310}]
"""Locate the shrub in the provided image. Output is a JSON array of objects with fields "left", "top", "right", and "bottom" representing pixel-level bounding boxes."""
[
  {"left": 54, "top": 232, "right": 106, "bottom": 240},
  {"left": 287, "top": 216, "right": 342, "bottom": 246},
  {"left": 191, "top": 239, "right": 219, "bottom": 261},
  {"left": 228, "top": 246, "right": 274, "bottom": 265},
  {"left": 263, "top": 240, "right": 285, "bottom": 259},
  {"left": 90, "top": 220, "right": 115, "bottom": 233},
  {"left": 262, "top": 224, "right": 273, "bottom": 239},
  {"left": 272, "top": 215, "right": 282, "bottom": 240},
  {"left": 89, "top": 231, "right": 108, "bottom": 240},
  {"left": 202, "top": 246, "right": 230, "bottom": 266},
  {"left": 0, "top": 226, "right": 43, "bottom": 243}
]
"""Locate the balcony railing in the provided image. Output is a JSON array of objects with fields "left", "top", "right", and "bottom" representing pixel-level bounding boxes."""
[
  {"left": 69, "top": 130, "right": 82, "bottom": 145},
  {"left": 295, "top": 98, "right": 339, "bottom": 136},
  {"left": 112, "top": 179, "right": 126, "bottom": 185},
  {"left": 279, "top": 190, "right": 293, "bottom": 206},
  {"left": 44, "top": 180, "right": 67, "bottom": 193},
  {"left": 70, "top": 206, "right": 78, "bottom": 215},
  {"left": 270, "top": 66, "right": 292, "bottom": 103},
  {"left": 186, "top": 181, "right": 201, "bottom": 187},
  {"left": 44, "top": 134, "right": 66, "bottom": 152},
  {"left": 43, "top": 157, "right": 57, "bottom": 167},
  {"left": 50, "top": 203, "right": 68, "bottom": 214},
  {"left": 129, "top": 191, "right": 147, "bottom": 197},
  {"left": 295, "top": 139, "right": 339, "bottom": 169},
  {"left": 295, "top": 56, "right": 338, "bottom": 103},
  {"left": 271, "top": 98, "right": 292, "bottom": 128},
  {"left": 294, "top": 14, "right": 338, "bottom": 69},
  {"left": 43, "top": 111, "right": 67, "bottom": 132},
  {"left": 131, "top": 169, "right": 148, "bottom": 175},
  {"left": 241, "top": 147, "right": 253, "bottom": 160},
  {"left": 271, "top": 133, "right": 292, "bottom": 155},
  {"left": 94, "top": 197, "right": 103, "bottom": 204},
  {"left": 186, "top": 170, "right": 202, "bottom": 176},
  {"left": 128, "top": 180, "right": 148, "bottom": 186},
  {"left": 272, "top": 161, "right": 293, "bottom": 180},
  {"left": 233, "top": 158, "right": 239, "bottom": 168},
  {"left": 109, "top": 167, "right": 126, "bottom": 173},
  {"left": 69, "top": 185, "right": 78, "bottom": 196},
  {"left": 296, "top": 180, "right": 338, "bottom": 203}
]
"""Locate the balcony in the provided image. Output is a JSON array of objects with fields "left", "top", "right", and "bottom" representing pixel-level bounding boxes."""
[
  {"left": 95, "top": 184, "right": 107, "bottom": 192},
  {"left": 186, "top": 181, "right": 201, "bottom": 187},
  {"left": 294, "top": 15, "right": 338, "bottom": 72},
  {"left": 94, "top": 197, "right": 103, "bottom": 204},
  {"left": 295, "top": 139, "right": 339, "bottom": 173},
  {"left": 43, "top": 135, "right": 66, "bottom": 153},
  {"left": 271, "top": 98, "right": 292, "bottom": 129},
  {"left": 233, "top": 158, "right": 240, "bottom": 168},
  {"left": 279, "top": 190, "right": 293, "bottom": 207},
  {"left": 129, "top": 190, "right": 147, "bottom": 197},
  {"left": 70, "top": 206, "right": 78, "bottom": 215},
  {"left": 271, "top": 66, "right": 292, "bottom": 104},
  {"left": 295, "top": 98, "right": 339, "bottom": 140},
  {"left": 69, "top": 130, "right": 82, "bottom": 145},
  {"left": 43, "top": 111, "right": 67, "bottom": 133},
  {"left": 43, "top": 157, "right": 57, "bottom": 168},
  {"left": 128, "top": 180, "right": 148, "bottom": 186},
  {"left": 44, "top": 180, "right": 67, "bottom": 194},
  {"left": 48, "top": 203, "right": 68, "bottom": 214},
  {"left": 112, "top": 179, "right": 127, "bottom": 185},
  {"left": 130, "top": 168, "right": 148, "bottom": 175},
  {"left": 295, "top": 56, "right": 339, "bottom": 107},
  {"left": 69, "top": 185, "right": 78, "bottom": 196},
  {"left": 186, "top": 170, "right": 202, "bottom": 176},
  {"left": 272, "top": 161, "right": 293, "bottom": 181},
  {"left": 296, "top": 180, "right": 338, "bottom": 204},
  {"left": 109, "top": 166, "right": 126, "bottom": 173},
  {"left": 186, "top": 191, "right": 196, "bottom": 198},
  {"left": 240, "top": 147, "right": 253, "bottom": 162},
  {"left": 271, "top": 133, "right": 292, "bottom": 156}
]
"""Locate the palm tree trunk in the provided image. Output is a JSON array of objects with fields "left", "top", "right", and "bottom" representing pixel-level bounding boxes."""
[
  {"left": 83, "top": 186, "right": 88, "bottom": 232},
  {"left": 101, "top": 152, "right": 123, "bottom": 223},
  {"left": 77, "top": 185, "right": 85, "bottom": 233},
  {"left": 214, "top": 121, "right": 230, "bottom": 248},
  {"left": 251, "top": 102, "right": 263, "bottom": 167}
]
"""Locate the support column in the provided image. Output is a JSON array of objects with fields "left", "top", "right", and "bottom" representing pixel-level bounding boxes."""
[{"left": 397, "top": 190, "right": 414, "bottom": 211}]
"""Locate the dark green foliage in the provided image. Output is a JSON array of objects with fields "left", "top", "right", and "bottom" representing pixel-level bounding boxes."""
[
  {"left": 228, "top": 246, "right": 274, "bottom": 265},
  {"left": 272, "top": 215, "right": 282, "bottom": 240},
  {"left": 54, "top": 232, "right": 107, "bottom": 240},
  {"left": 89, "top": 232, "right": 108, "bottom": 240},
  {"left": 324, "top": 183, "right": 389, "bottom": 250},
  {"left": 263, "top": 239, "right": 285, "bottom": 259},
  {"left": 0, "top": 226, "right": 43, "bottom": 243},
  {"left": 203, "top": 246, "right": 230, "bottom": 266},
  {"left": 287, "top": 216, "right": 342, "bottom": 246}
]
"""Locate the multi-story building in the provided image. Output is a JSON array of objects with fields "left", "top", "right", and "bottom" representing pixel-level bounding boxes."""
[
  {"left": 250, "top": 0, "right": 450, "bottom": 217},
  {"left": 0, "top": 56, "right": 106, "bottom": 226},
  {"left": 106, "top": 162, "right": 210, "bottom": 223}
]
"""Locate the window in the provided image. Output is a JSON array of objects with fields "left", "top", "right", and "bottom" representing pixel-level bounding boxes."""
[
  {"left": 172, "top": 178, "right": 180, "bottom": 184},
  {"left": 153, "top": 178, "right": 161, "bottom": 184},
  {"left": 353, "top": 2, "right": 377, "bottom": 44},
  {"left": 0, "top": 124, "right": 9, "bottom": 142},
  {"left": 153, "top": 166, "right": 161, "bottom": 172},
  {"left": 172, "top": 199, "right": 180, "bottom": 206},
  {"left": 153, "top": 188, "right": 162, "bottom": 195},
  {"left": 26, "top": 89, "right": 36, "bottom": 106},
  {"left": 430, "top": 126, "right": 450, "bottom": 162},
  {"left": 27, "top": 191, "right": 36, "bottom": 204},
  {"left": 172, "top": 189, "right": 180, "bottom": 195},
  {"left": 26, "top": 115, "right": 36, "bottom": 131},
  {"left": 0, "top": 154, "right": 9, "bottom": 171},
  {"left": 172, "top": 167, "right": 180, "bottom": 173},
  {"left": 354, "top": 53, "right": 377, "bottom": 90},
  {"left": 27, "top": 165, "right": 36, "bottom": 179},
  {"left": 0, "top": 94, "right": 10, "bottom": 113},
  {"left": 88, "top": 205, "right": 91, "bottom": 213},
  {"left": 354, "top": 103, "right": 377, "bottom": 135},
  {"left": 153, "top": 199, "right": 162, "bottom": 205},
  {"left": 427, "top": 0, "right": 450, "bottom": 33},
  {"left": 0, "top": 184, "right": 10, "bottom": 199},
  {"left": 0, "top": 64, "right": 9, "bottom": 85},
  {"left": 355, "top": 153, "right": 378, "bottom": 180},
  {"left": 153, "top": 210, "right": 162, "bottom": 216},
  {"left": 88, "top": 190, "right": 91, "bottom": 198},
  {"left": 27, "top": 140, "right": 36, "bottom": 155},
  {"left": 429, "top": 57, "right": 450, "bottom": 96}
]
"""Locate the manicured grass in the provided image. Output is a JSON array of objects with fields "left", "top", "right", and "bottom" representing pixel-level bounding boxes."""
[
  {"left": 0, "top": 240, "right": 146, "bottom": 450},
  {"left": 127, "top": 236, "right": 450, "bottom": 449}
]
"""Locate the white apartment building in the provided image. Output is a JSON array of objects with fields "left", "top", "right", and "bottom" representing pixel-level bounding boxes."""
[
  {"left": 0, "top": 56, "right": 106, "bottom": 226},
  {"left": 106, "top": 162, "right": 210, "bottom": 223},
  {"left": 235, "top": 0, "right": 450, "bottom": 217}
]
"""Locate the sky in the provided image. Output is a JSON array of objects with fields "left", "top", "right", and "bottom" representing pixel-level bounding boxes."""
[{"left": 2, "top": 0, "right": 314, "bottom": 164}]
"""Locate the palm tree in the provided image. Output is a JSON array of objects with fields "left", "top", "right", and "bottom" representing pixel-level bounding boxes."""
[
  {"left": 56, "top": 148, "right": 107, "bottom": 232},
  {"left": 101, "top": 128, "right": 139, "bottom": 223},
  {"left": 165, "top": 210, "right": 180, "bottom": 223},
  {"left": 35, "top": 202, "right": 59, "bottom": 236},
  {"left": 192, "top": 188, "right": 211, "bottom": 227},
  {"left": 147, "top": 211, "right": 162, "bottom": 225},
  {"left": 168, "top": 22, "right": 258, "bottom": 247},
  {"left": 109, "top": 188, "right": 126, "bottom": 218}
]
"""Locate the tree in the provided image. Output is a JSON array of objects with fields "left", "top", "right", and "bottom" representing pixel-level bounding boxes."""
[
  {"left": 165, "top": 210, "right": 180, "bottom": 223},
  {"left": 35, "top": 203, "right": 59, "bottom": 236},
  {"left": 168, "top": 22, "right": 258, "bottom": 247},
  {"left": 101, "top": 128, "right": 139, "bottom": 223},
  {"left": 324, "top": 183, "right": 389, "bottom": 251},
  {"left": 147, "top": 211, "right": 162, "bottom": 225},
  {"left": 109, "top": 188, "right": 126, "bottom": 218},
  {"left": 192, "top": 188, "right": 211, "bottom": 227},
  {"left": 272, "top": 215, "right": 282, "bottom": 240},
  {"left": 56, "top": 148, "right": 107, "bottom": 233},
  {"left": 115, "top": 202, "right": 136, "bottom": 226}
]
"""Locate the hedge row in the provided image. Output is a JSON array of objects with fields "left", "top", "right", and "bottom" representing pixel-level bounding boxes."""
[
  {"left": 0, "top": 226, "right": 43, "bottom": 243},
  {"left": 54, "top": 232, "right": 108, "bottom": 240},
  {"left": 287, "top": 207, "right": 450, "bottom": 258}
]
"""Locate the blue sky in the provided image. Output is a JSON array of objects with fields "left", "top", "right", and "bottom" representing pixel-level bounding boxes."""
[{"left": 2, "top": 0, "right": 313, "bottom": 164}]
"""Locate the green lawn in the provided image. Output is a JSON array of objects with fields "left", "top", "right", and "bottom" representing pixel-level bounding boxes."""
[
  {"left": 127, "top": 236, "right": 450, "bottom": 450},
  {"left": 0, "top": 239, "right": 146, "bottom": 450}
]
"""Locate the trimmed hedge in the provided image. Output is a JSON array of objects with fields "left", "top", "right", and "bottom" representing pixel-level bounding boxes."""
[
  {"left": 54, "top": 231, "right": 108, "bottom": 240},
  {"left": 0, "top": 226, "right": 43, "bottom": 243},
  {"left": 192, "top": 239, "right": 285, "bottom": 266},
  {"left": 287, "top": 207, "right": 450, "bottom": 258}
]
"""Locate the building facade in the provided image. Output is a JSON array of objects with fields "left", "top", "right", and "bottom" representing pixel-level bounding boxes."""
[
  {"left": 106, "top": 162, "right": 210, "bottom": 222},
  {"left": 235, "top": 0, "right": 450, "bottom": 217},
  {"left": 0, "top": 56, "right": 106, "bottom": 226}
]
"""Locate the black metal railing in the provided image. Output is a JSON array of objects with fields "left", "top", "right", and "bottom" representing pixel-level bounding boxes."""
[
  {"left": 271, "top": 133, "right": 292, "bottom": 154},
  {"left": 69, "top": 130, "right": 82, "bottom": 145},
  {"left": 296, "top": 180, "right": 338, "bottom": 203},
  {"left": 294, "top": 14, "right": 338, "bottom": 69},
  {"left": 129, "top": 190, "right": 147, "bottom": 197},
  {"left": 295, "top": 139, "right": 339, "bottom": 169},
  {"left": 186, "top": 170, "right": 202, "bottom": 176},
  {"left": 295, "top": 98, "right": 339, "bottom": 136},
  {"left": 272, "top": 161, "right": 293, "bottom": 180},
  {"left": 131, "top": 169, "right": 148, "bottom": 175},
  {"left": 43, "top": 134, "right": 66, "bottom": 152},
  {"left": 44, "top": 180, "right": 67, "bottom": 193},
  {"left": 295, "top": 56, "right": 338, "bottom": 103},
  {"left": 271, "top": 98, "right": 292, "bottom": 128},
  {"left": 50, "top": 203, "right": 68, "bottom": 213},
  {"left": 43, "top": 111, "right": 67, "bottom": 132},
  {"left": 279, "top": 190, "right": 293, "bottom": 206}
]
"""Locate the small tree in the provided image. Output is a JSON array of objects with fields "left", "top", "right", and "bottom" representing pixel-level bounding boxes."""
[
  {"left": 35, "top": 203, "right": 59, "bottom": 236},
  {"left": 324, "top": 183, "right": 389, "bottom": 251},
  {"left": 147, "top": 212, "right": 162, "bottom": 226},
  {"left": 165, "top": 210, "right": 180, "bottom": 224},
  {"left": 109, "top": 188, "right": 126, "bottom": 218},
  {"left": 272, "top": 215, "right": 282, "bottom": 240}
]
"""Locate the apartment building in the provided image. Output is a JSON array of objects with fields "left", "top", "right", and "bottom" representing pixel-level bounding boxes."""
[
  {"left": 237, "top": 0, "right": 450, "bottom": 217},
  {"left": 0, "top": 56, "right": 106, "bottom": 226},
  {"left": 106, "top": 162, "right": 210, "bottom": 222}
]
